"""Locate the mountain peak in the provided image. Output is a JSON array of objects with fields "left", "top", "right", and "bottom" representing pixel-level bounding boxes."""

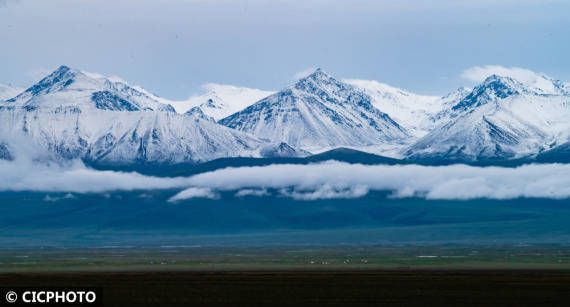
[
  {"left": 7, "top": 65, "right": 80, "bottom": 102},
  {"left": 184, "top": 106, "right": 215, "bottom": 121},
  {"left": 311, "top": 67, "right": 325, "bottom": 74},
  {"left": 46, "top": 65, "right": 83, "bottom": 82},
  {"left": 452, "top": 74, "right": 523, "bottom": 111},
  {"left": 6, "top": 66, "right": 175, "bottom": 112},
  {"left": 481, "top": 74, "right": 519, "bottom": 87},
  {"left": 221, "top": 69, "right": 409, "bottom": 151},
  {"left": 292, "top": 68, "right": 345, "bottom": 95},
  {"left": 55, "top": 65, "right": 72, "bottom": 73},
  {"left": 301, "top": 68, "right": 331, "bottom": 81}
]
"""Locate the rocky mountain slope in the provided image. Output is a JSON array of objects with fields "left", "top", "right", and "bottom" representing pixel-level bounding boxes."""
[
  {"left": 220, "top": 69, "right": 409, "bottom": 153},
  {"left": 0, "top": 66, "right": 304, "bottom": 164},
  {"left": 1, "top": 66, "right": 568, "bottom": 165},
  {"left": 406, "top": 75, "right": 570, "bottom": 161}
]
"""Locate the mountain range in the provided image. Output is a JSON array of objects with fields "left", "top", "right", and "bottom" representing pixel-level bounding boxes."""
[
  {"left": 1, "top": 65, "right": 568, "bottom": 165},
  {"left": 407, "top": 75, "right": 570, "bottom": 161},
  {"left": 0, "top": 66, "right": 305, "bottom": 164}
]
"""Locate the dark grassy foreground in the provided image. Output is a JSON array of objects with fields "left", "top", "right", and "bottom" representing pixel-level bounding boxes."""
[
  {"left": 3, "top": 270, "right": 570, "bottom": 306},
  {"left": 2, "top": 246, "right": 570, "bottom": 306}
]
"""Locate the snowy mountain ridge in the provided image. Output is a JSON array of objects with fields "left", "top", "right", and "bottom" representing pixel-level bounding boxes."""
[
  {"left": 165, "top": 84, "right": 275, "bottom": 120},
  {"left": 345, "top": 79, "right": 451, "bottom": 138},
  {"left": 0, "top": 66, "right": 307, "bottom": 164},
  {"left": 1, "top": 65, "right": 569, "bottom": 164},
  {"left": 7, "top": 66, "right": 175, "bottom": 112},
  {"left": 407, "top": 74, "right": 570, "bottom": 161},
  {"left": 220, "top": 69, "right": 410, "bottom": 154}
]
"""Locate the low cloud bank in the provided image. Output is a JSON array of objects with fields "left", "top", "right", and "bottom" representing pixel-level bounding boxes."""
[
  {"left": 0, "top": 158, "right": 191, "bottom": 193},
  {"left": 171, "top": 162, "right": 570, "bottom": 201},
  {"left": 0, "top": 158, "right": 569, "bottom": 201},
  {"left": 235, "top": 188, "right": 270, "bottom": 198},
  {"left": 279, "top": 184, "right": 370, "bottom": 201},
  {"left": 168, "top": 187, "right": 218, "bottom": 202}
]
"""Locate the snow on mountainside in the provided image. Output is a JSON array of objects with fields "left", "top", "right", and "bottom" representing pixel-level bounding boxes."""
[
  {"left": 430, "top": 87, "right": 472, "bottom": 120},
  {"left": 0, "top": 66, "right": 305, "bottom": 164},
  {"left": 167, "top": 84, "right": 275, "bottom": 120},
  {"left": 515, "top": 73, "right": 569, "bottom": 96},
  {"left": 7, "top": 66, "right": 174, "bottom": 112},
  {"left": 2, "top": 66, "right": 569, "bottom": 164},
  {"left": 0, "top": 108, "right": 268, "bottom": 163},
  {"left": 219, "top": 69, "right": 410, "bottom": 154},
  {"left": 346, "top": 79, "right": 447, "bottom": 137},
  {"left": 406, "top": 75, "right": 570, "bottom": 161},
  {"left": 0, "top": 83, "right": 24, "bottom": 101}
]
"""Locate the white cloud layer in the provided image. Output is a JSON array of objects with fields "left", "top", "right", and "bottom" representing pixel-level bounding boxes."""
[
  {"left": 170, "top": 162, "right": 570, "bottom": 201},
  {"left": 168, "top": 187, "right": 218, "bottom": 202},
  {"left": 235, "top": 188, "right": 270, "bottom": 197},
  {"left": 1, "top": 157, "right": 569, "bottom": 201},
  {"left": 461, "top": 65, "right": 547, "bottom": 84},
  {"left": 280, "top": 184, "right": 370, "bottom": 201},
  {"left": 0, "top": 158, "right": 191, "bottom": 193}
]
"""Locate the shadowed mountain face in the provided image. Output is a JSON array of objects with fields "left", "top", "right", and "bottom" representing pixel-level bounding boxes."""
[{"left": 220, "top": 69, "right": 409, "bottom": 151}]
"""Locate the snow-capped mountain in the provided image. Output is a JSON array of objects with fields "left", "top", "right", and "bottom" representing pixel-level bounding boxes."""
[
  {"left": 167, "top": 84, "right": 275, "bottom": 120},
  {"left": 0, "top": 66, "right": 305, "bottom": 164},
  {"left": 220, "top": 69, "right": 409, "bottom": 154},
  {"left": 2, "top": 65, "right": 569, "bottom": 165},
  {"left": 516, "top": 73, "right": 569, "bottom": 96},
  {"left": 0, "top": 83, "right": 24, "bottom": 101},
  {"left": 7, "top": 66, "right": 174, "bottom": 112},
  {"left": 428, "top": 87, "right": 472, "bottom": 123},
  {"left": 406, "top": 75, "right": 570, "bottom": 161},
  {"left": 184, "top": 106, "right": 215, "bottom": 122},
  {"left": 346, "top": 79, "right": 447, "bottom": 137}
]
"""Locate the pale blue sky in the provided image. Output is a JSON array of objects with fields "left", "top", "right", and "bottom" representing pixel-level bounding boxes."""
[{"left": 1, "top": 0, "right": 569, "bottom": 99}]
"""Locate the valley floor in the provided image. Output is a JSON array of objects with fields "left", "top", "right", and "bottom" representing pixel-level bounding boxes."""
[{"left": 3, "top": 245, "right": 570, "bottom": 272}]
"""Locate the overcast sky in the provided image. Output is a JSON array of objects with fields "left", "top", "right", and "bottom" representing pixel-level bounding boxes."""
[{"left": 1, "top": 0, "right": 569, "bottom": 99}]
